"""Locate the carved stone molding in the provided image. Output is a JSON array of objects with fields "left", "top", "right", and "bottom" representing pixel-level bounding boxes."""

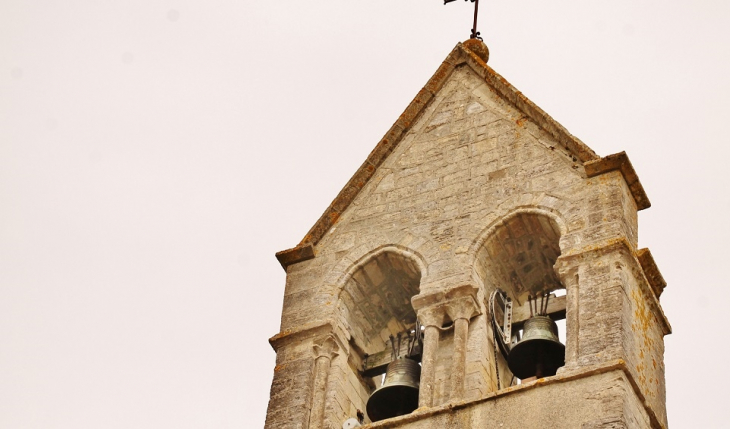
[
  {"left": 412, "top": 283, "right": 481, "bottom": 320},
  {"left": 312, "top": 334, "right": 340, "bottom": 361},
  {"left": 444, "top": 295, "right": 481, "bottom": 322},
  {"left": 269, "top": 319, "right": 350, "bottom": 354},
  {"left": 417, "top": 305, "right": 446, "bottom": 328}
]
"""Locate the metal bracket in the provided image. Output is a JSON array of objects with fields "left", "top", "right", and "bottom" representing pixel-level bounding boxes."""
[{"left": 502, "top": 296, "right": 513, "bottom": 346}]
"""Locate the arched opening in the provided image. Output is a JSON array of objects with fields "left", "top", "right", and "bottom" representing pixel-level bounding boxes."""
[
  {"left": 475, "top": 212, "right": 566, "bottom": 386},
  {"left": 336, "top": 250, "right": 422, "bottom": 423}
]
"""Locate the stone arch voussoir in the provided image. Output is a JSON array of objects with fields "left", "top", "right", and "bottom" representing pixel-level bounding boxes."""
[
  {"left": 467, "top": 199, "right": 569, "bottom": 266},
  {"left": 332, "top": 244, "right": 429, "bottom": 298}
]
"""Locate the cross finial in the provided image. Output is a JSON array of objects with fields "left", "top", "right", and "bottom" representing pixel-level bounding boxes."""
[{"left": 444, "top": 0, "right": 483, "bottom": 41}]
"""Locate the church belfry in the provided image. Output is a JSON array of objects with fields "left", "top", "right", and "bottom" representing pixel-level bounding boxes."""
[{"left": 265, "top": 39, "right": 670, "bottom": 428}]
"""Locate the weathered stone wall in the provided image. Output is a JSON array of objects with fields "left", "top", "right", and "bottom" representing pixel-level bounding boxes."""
[
  {"left": 265, "top": 329, "right": 320, "bottom": 429},
  {"left": 464, "top": 313, "right": 494, "bottom": 400},
  {"left": 265, "top": 59, "right": 668, "bottom": 428},
  {"left": 363, "top": 369, "right": 652, "bottom": 429},
  {"left": 555, "top": 242, "right": 670, "bottom": 428}
]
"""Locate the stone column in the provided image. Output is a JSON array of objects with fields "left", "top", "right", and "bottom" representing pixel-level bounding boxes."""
[
  {"left": 451, "top": 317, "right": 469, "bottom": 399},
  {"left": 555, "top": 264, "right": 580, "bottom": 370},
  {"left": 445, "top": 295, "right": 480, "bottom": 402},
  {"left": 416, "top": 306, "right": 444, "bottom": 408},
  {"left": 308, "top": 335, "right": 339, "bottom": 429},
  {"left": 412, "top": 284, "right": 481, "bottom": 406}
]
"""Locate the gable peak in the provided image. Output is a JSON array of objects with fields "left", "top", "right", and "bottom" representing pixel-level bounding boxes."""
[{"left": 275, "top": 40, "right": 651, "bottom": 269}]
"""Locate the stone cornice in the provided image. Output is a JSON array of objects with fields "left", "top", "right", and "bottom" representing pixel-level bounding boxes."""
[
  {"left": 274, "top": 243, "right": 314, "bottom": 269},
  {"left": 636, "top": 248, "right": 667, "bottom": 298},
  {"left": 584, "top": 151, "right": 651, "bottom": 211},
  {"left": 268, "top": 319, "right": 349, "bottom": 353},
  {"left": 555, "top": 239, "right": 671, "bottom": 335}
]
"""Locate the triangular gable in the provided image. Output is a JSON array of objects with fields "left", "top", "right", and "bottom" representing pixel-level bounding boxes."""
[{"left": 276, "top": 39, "right": 650, "bottom": 269}]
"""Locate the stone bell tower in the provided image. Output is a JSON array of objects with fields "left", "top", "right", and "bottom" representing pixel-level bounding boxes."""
[{"left": 265, "top": 39, "right": 670, "bottom": 429}]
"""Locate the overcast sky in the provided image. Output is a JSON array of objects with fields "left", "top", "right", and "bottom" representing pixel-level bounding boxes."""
[{"left": 2, "top": 1, "right": 729, "bottom": 428}]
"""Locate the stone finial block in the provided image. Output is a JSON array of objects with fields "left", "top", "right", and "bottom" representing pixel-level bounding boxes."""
[{"left": 462, "top": 38, "right": 490, "bottom": 65}]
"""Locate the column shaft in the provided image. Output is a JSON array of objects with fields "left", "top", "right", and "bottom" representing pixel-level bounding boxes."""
[
  {"left": 308, "top": 356, "right": 332, "bottom": 429},
  {"left": 563, "top": 272, "right": 580, "bottom": 368},
  {"left": 451, "top": 317, "right": 469, "bottom": 401},
  {"left": 419, "top": 325, "right": 440, "bottom": 407}
]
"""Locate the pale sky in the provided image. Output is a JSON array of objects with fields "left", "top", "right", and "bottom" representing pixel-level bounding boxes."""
[{"left": 2, "top": 1, "right": 729, "bottom": 428}]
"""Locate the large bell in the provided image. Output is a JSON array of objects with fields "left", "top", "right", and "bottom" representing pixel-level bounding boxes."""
[
  {"left": 507, "top": 315, "right": 565, "bottom": 379},
  {"left": 366, "top": 358, "right": 420, "bottom": 422}
]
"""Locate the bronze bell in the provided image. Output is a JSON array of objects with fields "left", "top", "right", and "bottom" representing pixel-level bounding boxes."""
[
  {"left": 507, "top": 315, "right": 565, "bottom": 379},
  {"left": 366, "top": 358, "right": 420, "bottom": 422}
]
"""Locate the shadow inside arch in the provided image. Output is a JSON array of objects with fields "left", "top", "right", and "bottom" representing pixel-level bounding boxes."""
[{"left": 469, "top": 206, "right": 568, "bottom": 304}]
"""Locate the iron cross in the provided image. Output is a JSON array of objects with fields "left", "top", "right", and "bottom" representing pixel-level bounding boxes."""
[{"left": 444, "top": 0, "right": 482, "bottom": 40}]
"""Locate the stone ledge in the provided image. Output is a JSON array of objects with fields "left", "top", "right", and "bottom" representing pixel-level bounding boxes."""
[
  {"left": 275, "top": 244, "right": 315, "bottom": 270},
  {"left": 585, "top": 151, "right": 651, "bottom": 211},
  {"left": 637, "top": 248, "right": 667, "bottom": 298},
  {"left": 268, "top": 319, "right": 349, "bottom": 353},
  {"left": 556, "top": 238, "right": 671, "bottom": 335},
  {"left": 361, "top": 359, "right": 665, "bottom": 429}
]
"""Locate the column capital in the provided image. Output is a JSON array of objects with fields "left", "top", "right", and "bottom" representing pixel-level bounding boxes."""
[
  {"left": 312, "top": 334, "right": 340, "bottom": 360},
  {"left": 417, "top": 305, "right": 446, "bottom": 328},
  {"left": 411, "top": 283, "right": 480, "bottom": 310},
  {"left": 414, "top": 284, "right": 481, "bottom": 326},
  {"left": 444, "top": 295, "right": 481, "bottom": 322}
]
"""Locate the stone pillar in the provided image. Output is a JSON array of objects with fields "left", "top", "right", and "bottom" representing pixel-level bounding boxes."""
[
  {"left": 554, "top": 240, "right": 671, "bottom": 428},
  {"left": 413, "top": 284, "right": 481, "bottom": 406},
  {"left": 445, "top": 294, "right": 480, "bottom": 402},
  {"left": 451, "top": 317, "right": 469, "bottom": 400},
  {"left": 416, "top": 307, "right": 444, "bottom": 408},
  {"left": 556, "top": 264, "right": 580, "bottom": 370},
  {"left": 308, "top": 335, "right": 339, "bottom": 429}
]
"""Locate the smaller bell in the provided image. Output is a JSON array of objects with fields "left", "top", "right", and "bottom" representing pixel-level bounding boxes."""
[
  {"left": 507, "top": 315, "right": 565, "bottom": 379},
  {"left": 366, "top": 358, "right": 420, "bottom": 422}
]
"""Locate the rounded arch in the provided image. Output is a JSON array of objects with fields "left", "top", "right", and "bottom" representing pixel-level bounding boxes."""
[
  {"left": 468, "top": 206, "right": 568, "bottom": 259},
  {"left": 469, "top": 206, "right": 568, "bottom": 304},
  {"left": 333, "top": 244, "right": 429, "bottom": 293},
  {"left": 334, "top": 245, "right": 426, "bottom": 356}
]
